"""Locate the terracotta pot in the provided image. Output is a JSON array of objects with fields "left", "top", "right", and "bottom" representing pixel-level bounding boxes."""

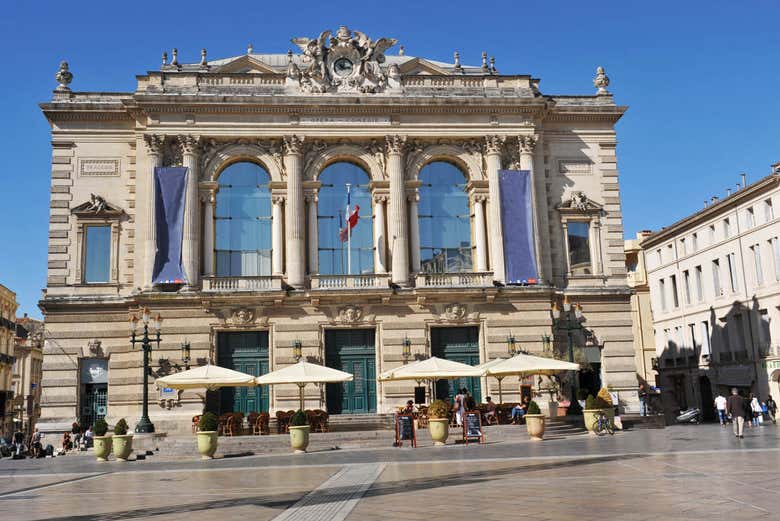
[
  {"left": 525, "top": 414, "right": 546, "bottom": 440},
  {"left": 196, "top": 431, "right": 218, "bottom": 459},
  {"left": 93, "top": 436, "right": 111, "bottom": 461},
  {"left": 289, "top": 425, "right": 310, "bottom": 453},
  {"left": 557, "top": 406, "right": 569, "bottom": 417},
  {"left": 111, "top": 434, "right": 133, "bottom": 461},
  {"left": 428, "top": 418, "right": 449, "bottom": 446}
]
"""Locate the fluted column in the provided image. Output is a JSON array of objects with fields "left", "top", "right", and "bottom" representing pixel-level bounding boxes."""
[
  {"left": 519, "top": 135, "right": 543, "bottom": 282},
  {"left": 201, "top": 189, "right": 215, "bottom": 277},
  {"left": 387, "top": 136, "right": 409, "bottom": 286},
  {"left": 373, "top": 194, "right": 387, "bottom": 274},
  {"left": 143, "top": 134, "right": 163, "bottom": 289},
  {"left": 473, "top": 194, "right": 488, "bottom": 272},
  {"left": 408, "top": 191, "right": 421, "bottom": 273},
  {"left": 283, "top": 136, "right": 305, "bottom": 288},
  {"left": 272, "top": 196, "right": 285, "bottom": 275},
  {"left": 485, "top": 135, "right": 506, "bottom": 283},
  {"left": 180, "top": 135, "right": 200, "bottom": 289},
  {"left": 306, "top": 193, "right": 319, "bottom": 274}
]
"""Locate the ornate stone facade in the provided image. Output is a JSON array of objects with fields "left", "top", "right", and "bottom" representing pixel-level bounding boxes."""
[{"left": 38, "top": 28, "right": 637, "bottom": 434}]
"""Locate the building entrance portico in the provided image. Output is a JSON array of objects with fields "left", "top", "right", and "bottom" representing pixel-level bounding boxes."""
[
  {"left": 325, "top": 329, "right": 376, "bottom": 414},
  {"left": 431, "top": 326, "right": 481, "bottom": 404},
  {"left": 217, "top": 331, "right": 269, "bottom": 414}
]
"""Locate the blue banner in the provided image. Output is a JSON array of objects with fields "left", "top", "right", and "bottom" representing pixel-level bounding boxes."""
[
  {"left": 499, "top": 169, "right": 539, "bottom": 284},
  {"left": 153, "top": 167, "right": 188, "bottom": 284}
]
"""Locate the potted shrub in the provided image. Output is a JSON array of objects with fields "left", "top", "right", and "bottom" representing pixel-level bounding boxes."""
[
  {"left": 427, "top": 399, "right": 451, "bottom": 446},
  {"left": 525, "top": 401, "right": 545, "bottom": 440},
  {"left": 197, "top": 412, "right": 219, "bottom": 459},
  {"left": 92, "top": 418, "right": 111, "bottom": 461},
  {"left": 582, "top": 389, "right": 613, "bottom": 433},
  {"left": 111, "top": 418, "right": 133, "bottom": 461},
  {"left": 597, "top": 387, "right": 615, "bottom": 424},
  {"left": 288, "top": 409, "right": 310, "bottom": 453}
]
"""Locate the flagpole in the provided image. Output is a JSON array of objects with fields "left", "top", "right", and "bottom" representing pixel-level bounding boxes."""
[{"left": 346, "top": 183, "right": 351, "bottom": 276}]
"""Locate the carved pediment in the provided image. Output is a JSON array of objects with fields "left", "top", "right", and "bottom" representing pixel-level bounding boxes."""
[
  {"left": 397, "top": 58, "right": 450, "bottom": 76},
  {"left": 215, "top": 55, "right": 279, "bottom": 74},
  {"left": 71, "top": 194, "right": 124, "bottom": 218},
  {"left": 557, "top": 191, "right": 603, "bottom": 214}
]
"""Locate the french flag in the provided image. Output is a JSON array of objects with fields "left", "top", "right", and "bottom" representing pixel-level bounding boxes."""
[{"left": 339, "top": 205, "right": 360, "bottom": 242}]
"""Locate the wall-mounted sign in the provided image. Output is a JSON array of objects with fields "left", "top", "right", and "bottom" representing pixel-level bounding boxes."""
[{"left": 79, "top": 359, "right": 108, "bottom": 384}]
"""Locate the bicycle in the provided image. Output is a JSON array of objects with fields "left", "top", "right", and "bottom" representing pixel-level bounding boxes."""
[{"left": 592, "top": 410, "right": 614, "bottom": 436}]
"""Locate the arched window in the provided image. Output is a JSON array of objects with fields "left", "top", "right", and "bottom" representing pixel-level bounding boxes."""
[
  {"left": 215, "top": 162, "right": 272, "bottom": 276},
  {"left": 418, "top": 162, "right": 472, "bottom": 273},
  {"left": 318, "top": 162, "right": 373, "bottom": 275}
]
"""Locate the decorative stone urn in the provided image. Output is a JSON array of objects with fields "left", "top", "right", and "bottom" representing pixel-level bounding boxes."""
[
  {"left": 525, "top": 414, "right": 546, "bottom": 440},
  {"left": 289, "top": 425, "right": 310, "bottom": 453},
  {"left": 583, "top": 408, "right": 614, "bottom": 434},
  {"left": 428, "top": 418, "right": 450, "bottom": 446},
  {"left": 111, "top": 434, "right": 134, "bottom": 461},
  {"left": 93, "top": 436, "right": 111, "bottom": 461},
  {"left": 196, "top": 431, "right": 218, "bottom": 459}
]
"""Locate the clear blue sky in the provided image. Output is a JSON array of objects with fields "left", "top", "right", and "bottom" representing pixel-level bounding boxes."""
[{"left": 1, "top": 0, "right": 778, "bottom": 318}]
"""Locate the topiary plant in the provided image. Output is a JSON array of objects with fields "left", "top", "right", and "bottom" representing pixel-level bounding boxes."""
[
  {"left": 526, "top": 401, "right": 541, "bottom": 415},
  {"left": 427, "top": 399, "right": 451, "bottom": 419},
  {"left": 596, "top": 387, "right": 613, "bottom": 408},
  {"left": 585, "top": 395, "right": 598, "bottom": 409},
  {"left": 113, "top": 418, "right": 129, "bottom": 436},
  {"left": 290, "top": 409, "right": 308, "bottom": 427},
  {"left": 93, "top": 418, "right": 108, "bottom": 437},
  {"left": 198, "top": 412, "right": 218, "bottom": 432}
]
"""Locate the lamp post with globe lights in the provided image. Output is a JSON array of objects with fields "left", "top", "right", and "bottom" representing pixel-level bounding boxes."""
[{"left": 129, "top": 308, "right": 162, "bottom": 433}]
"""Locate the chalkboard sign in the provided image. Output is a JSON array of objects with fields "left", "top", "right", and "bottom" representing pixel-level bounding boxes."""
[
  {"left": 463, "top": 411, "right": 484, "bottom": 444},
  {"left": 395, "top": 414, "right": 417, "bottom": 447}
]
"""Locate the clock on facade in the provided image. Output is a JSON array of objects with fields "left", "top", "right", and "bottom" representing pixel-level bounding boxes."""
[{"left": 333, "top": 58, "right": 354, "bottom": 77}]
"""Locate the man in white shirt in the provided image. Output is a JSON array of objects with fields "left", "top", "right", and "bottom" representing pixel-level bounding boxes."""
[{"left": 714, "top": 394, "right": 728, "bottom": 426}]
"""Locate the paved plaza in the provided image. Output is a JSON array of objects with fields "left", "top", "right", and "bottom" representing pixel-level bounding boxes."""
[{"left": 1, "top": 424, "right": 778, "bottom": 521}]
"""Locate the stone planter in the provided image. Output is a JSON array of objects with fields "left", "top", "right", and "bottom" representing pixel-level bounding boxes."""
[
  {"left": 428, "top": 418, "right": 450, "bottom": 446},
  {"left": 583, "top": 408, "right": 614, "bottom": 434},
  {"left": 196, "top": 431, "right": 218, "bottom": 459},
  {"left": 111, "top": 434, "right": 133, "bottom": 461},
  {"left": 525, "top": 414, "right": 546, "bottom": 440},
  {"left": 93, "top": 436, "right": 111, "bottom": 461},
  {"left": 289, "top": 425, "right": 310, "bottom": 453}
]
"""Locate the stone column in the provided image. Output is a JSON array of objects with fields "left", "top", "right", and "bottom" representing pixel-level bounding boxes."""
[
  {"left": 373, "top": 194, "right": 387, "bottom": 274},
  {"left": 387, "top": 136, "right": 409, "bottom": 286},
  {"left": 201, "top": 189, "right": 215, "bottom": 276},
  {"left": 283, "top": 136, "right": 305, "bottom": 288},
  {"left": 473, "top": 194, "right": 488, "bottom": 272},
  {"left": 519, "top": 135, "right": 544, "bottom": 282},
  {"left": 143, "top": 134, "right": 163, "bottom": 290},
  {"left": 408, "top": 191, "right": 421, "bottom": 274},
  {"left": 306, "top": 193, "right": 319, "bottom": 274},
  {"left": 272, "top": 196, "right": 285, "bottom": 275},
  {"left": 485, "top": 135, "right": 506, "bottom": 283},
  {"left": 180, "top": 135, "right": 200, "bottom": 289}
]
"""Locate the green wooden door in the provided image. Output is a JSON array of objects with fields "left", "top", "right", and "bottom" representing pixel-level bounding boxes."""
[
  {"left": 431, "top": 327, "right": 481, "bottom": 405},
  {"left": 217, "top": 331, "right": 269, "bottom": 414},
  {"left": 325, "top": 329, "right": 376, "bottom": 414}
]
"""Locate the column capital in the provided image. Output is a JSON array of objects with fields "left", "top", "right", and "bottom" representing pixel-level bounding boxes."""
[
  {"left": 518, "top": 135, "right": 538, "bottom": 155},
  {"left": 406, "top": 192, "right": 419, "bottom": 203},
  {"left": 304, "top": 193, "right": 318, "bottom": 204},
  {"left": 484, "top": 135, "right": 506, "bottom": 155},
  {"left": 283, "top": 135, "right": 305, "bottom": 155},
  {"left": 373, "top": 193, "right": 388, "bottom": 203},
  {"left": 471, "top": 193, "right": 488, "bottom": 204},
  {"left": 143, "top": 134, "right": 164, "bottom": 156},
  {"left": 385, "top": 135, "right": 407, "bottom": 155},
  {"left": 273, "top": 195, "right": 287, "bottom": 205},
  {"left": 178, "top": 135, "right": 201, "bottom": 156}
]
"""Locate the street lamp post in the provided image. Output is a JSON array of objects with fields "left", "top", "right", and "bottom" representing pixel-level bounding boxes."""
[
  {"left": 402, "top": 336, "right": 412, "bottom": 364},
  {"left": 129, "top": 308, "right": 162, "bottom": 434},
  {"left": 551, "top": 297, "right": 585, "bottom": 409},
  {"left": 292, "top": 340, "right": 302, "bottom": 362},
  {"left": 181, "top": 339, "right": 191, "bottom": 370}
]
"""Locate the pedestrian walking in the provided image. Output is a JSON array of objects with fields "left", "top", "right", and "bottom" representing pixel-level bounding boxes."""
[
  {"left": 452, "top": 389, "right": 465, "bottom": 426},
  {"left": 714, "top": 393, "right": 728, "bottom": 426},
  {"left": 638, "top": 383, "right": 648, "bottom": 416},
  {"left": 743, "top": 392, "right": 753, "bottom": 428},
  {"left": 749, "top": 394, "right": 762, "bottom": 427},
  {"left": 726, "top": 388, "right": 745, "bottom": 438},
  {"left": 766, "top": 395, "right": 777, "bottom": 424}
]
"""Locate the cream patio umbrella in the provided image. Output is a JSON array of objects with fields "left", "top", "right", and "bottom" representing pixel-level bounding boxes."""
[
  {"left": 255, "top": 360, "right": 353, "bottom": 411},
  {"left": 474, "top": 358, "right": 508, "bottom": 404},
  {"left": 155, "top": 362, "right": 257, "bottom": 391},
  {"left": 483, "top": 353, "right": 580, "bottom": 403},
  {"left": 378, "top": 356, "right": 484, "bottom": 403}
]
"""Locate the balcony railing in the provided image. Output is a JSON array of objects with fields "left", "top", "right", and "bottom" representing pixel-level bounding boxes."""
[
  {"left": 415, "top": 271, "right": 494, "bottom": 288},
  {"left": 310, "top": 273, "right": 390, "bottom": 290},
  {"left": 202, "top": 276, "right": 283, "bottom": 292}
]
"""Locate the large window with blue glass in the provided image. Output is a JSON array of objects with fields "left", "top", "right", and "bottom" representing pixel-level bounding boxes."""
[
  {"left": 215, "top": 162, "right": 272, "bottom": 276},
  {"left": 418, "top": 162, "right": 473, "bottom": 273},
  {"left": 84, "top": 225, "right": 111, "bottom": 283},
  {"left": 318, "top": 162, "right": 373, "bottom": 275}
]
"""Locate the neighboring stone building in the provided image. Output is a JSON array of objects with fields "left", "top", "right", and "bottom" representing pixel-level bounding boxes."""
[
  {"left": 625, "top": 231, "right": 656, "bottom": 386},
  {"left": 642, "top": 167, "right": 780, "bottom": 419},
  {"left": 0, "top": 284, "right": 18, "bottom": 435},
  {"left": 10, "top": 315, "right": 44, "bottom": 433},
  {"left": 38, "top": 27, "right": 638, "bottom": 434}
]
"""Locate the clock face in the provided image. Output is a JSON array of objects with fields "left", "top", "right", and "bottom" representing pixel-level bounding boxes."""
[{"left": 333, "top": 58, "right": 354, "bottom": 77}]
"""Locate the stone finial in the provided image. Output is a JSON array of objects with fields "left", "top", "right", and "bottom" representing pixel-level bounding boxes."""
[
  {"left": 162, "top": 52, "right": 168, "bottom": 67},
  {"left": 398, "top": 45, "right": 405, "bottom": 56},
  {"left": 481, "top": 52, "right": 489, "bottom": 72},
  {"left": 200, "top": 48, "right": 208, "bottom": 67},
  {"left": 171, "top": 48, "right": 179, "bottom": 66},
  {"left": 593, "top": 65, "right": 610, "bottom": 95},
  {"left": 453, "top": 51, "right": 462, "bottom": 72},
  {"left": 55, "top": 61, "right": 73, "bottom": 92},
  {"left": 490, "top": 56, "right": 496, "bottom": 74},
  {"left": 247, "top": 43, "right": 253, "bottom": 54}
]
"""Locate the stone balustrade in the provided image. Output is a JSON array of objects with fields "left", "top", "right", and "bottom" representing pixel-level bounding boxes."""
[
  {"left": 414, "top": 271, "right": 493, "bottom": 288},
  {"left": 310, "top": 273, "right": 390, "bottom": 290},
  {"left": 202, "top": 276, "right": 283, "bottom": 292}
]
